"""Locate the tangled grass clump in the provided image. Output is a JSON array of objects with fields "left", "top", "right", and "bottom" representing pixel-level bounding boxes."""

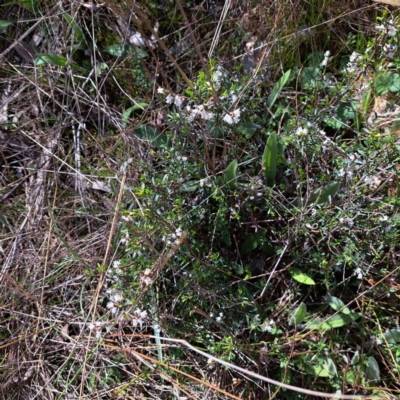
[{"left": 1, "top": 1, "right": 400, "bottom": 399}]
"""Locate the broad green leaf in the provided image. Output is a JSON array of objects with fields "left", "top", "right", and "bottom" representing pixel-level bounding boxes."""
[
  {"left": 102, "top": 44, "right": 129, "bottom": 57},
  {"left": 266, "top": 69, "right": 291, "bottom": 109},
  {"left": 96, "top": 62, "right": 108, "bottom": 75},
  {"left": 375, "top": 73, "right": 400, "bottom": 95},
  {"left": 345, "top": 368, "right": 357, "bottom": 384},
  {"left": 383, "top": 329, "right": 400, "bottom": 344},
  {"left": 0, "top": 20, "right": 15, "bottom": 30},
  {"left": 276, "top": 138, "right": 287, "bottom": 165},
  {"left": 302, "top": 363, "right": 330, "bottom": 377},
  {"left": 366, "top": 356, "right": 380, "bottom": 381},
  {"left": 20, "top": 0, "right": 36, "bottom": 11},
  {"left": 324, "top": 295, "right": 350, "bottom": 314},
  {"left": 324, "top": 358, "right": 337, "bottom": 378},
  {"left": 225, "top": 159, "right": 238, "bottom": 188},
  {"left": 351, "top": 350, "right": 360, "bottom": 366},
  {"left": 309, "top": 181, "right": 339, "bottom": 205},
  {"left": 34, "top": 54, "right": 68, "bottom": 67},
  {"left": 122, "top": 103, "right": 147, "bottom": 127},
  {"left": 262, "top": 132, "right": 277, "bottom": 187},
  {"left": 237, "top": 122, "right": 261, "bottom": 139},
  {"left": 134, "top": 125, "right": 171, "bottom": 148},
  {"left": 288, "top": 302, "right": 307, "bottom": 326},
  {"left": 306, "top": 312, "right": 361, "bottom": 331},
  {"left": 62, "top": 11, "right": 84, "bottom": 43},
  {"left": 181, "top": 181, "right": 198, "bottom": 192},
  {"left": 289, "top": 268, "right": 315, "bottom": 285},
  {"left": 240, "top": 231, "right": 266, "bottom": 256}
]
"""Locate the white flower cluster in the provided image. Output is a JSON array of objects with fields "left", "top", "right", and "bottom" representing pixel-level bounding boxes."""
[
  {"left": 321, "top": 50, "right": 331, "bottom": 67},
  {"left": 132, "top": 308, "right": 148, "bottom": 328},
  {"left": 105, "top": 259, "right": 123, "bottom": 284},
  {"left": 162, "top": 226, "right": 185, "bottom": 246},
  {"left": 295, "top": 126, "right": 308, "bottom": 137},
  {"left": 375, "top": 20, "right": 397, "bottom": 37},
  {"left": 88, "top": 321, "right": 110, "bottom": 340},
  {"left": 262, "top": 319, "right": 275, "bottom": 332},
  {"left": 212, "top": 66, "right": 225, "bottom": 86},
  {"left": 345, "top": 52, "right": 361, "bottom": 73},
  {"left": 339, "top": 217, "right": 354, "bottom": 229},
  {"left": 141, "top": 268, "right": 153, "bottom": 286},
  {"left": 222, "top": 108, "right": 241, "bottom": 124},
  {"left": 337, "top": 168, "right": 353, "bottom": 179},
  {"left": 353, "top": 267, "right": 364, "bottom": 280},
  {"left": 106, "top": 288, "right": 125, "bottom": 315}
]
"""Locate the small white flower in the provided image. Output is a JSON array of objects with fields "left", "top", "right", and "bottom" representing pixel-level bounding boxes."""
[
  {"left": 353, "top": 267, "right": 364, "bottom": 280},
  {"left": 216, "top": 316, "right": 222, "bottom": 323},
  {"left": 107, "top": 302, "right": 118, "bottom": 315},
  {"left": 88, "top": 323, "right": 95, "bottom": 330},
  {"left": 157, "top": 87, "right": 165, "bottom": 94},
  {"left": 379, "top": 215, "right": 389, "bottom": 222},
  {"left": 113, "top": 260, "right": 121, "bottom": 269},
  {"left": 388, "top": 26, "right": 397, "bottom": 37},
  {"left": 165, "top": 94, "right": 174, "bottom": 104},
  {"left": 144, "top": 277, "right": 152, "bottom": 285},
  {"left": 263, "top": 319, "right": 275, "bottom": 332},
  {"left": 223, "top": 108, "right": 241, "bottom": 124},
  {"left": 121, "top": 215, "right": 132, "bottom": 223},
  {"left": 129, "top": 31, "right": 146, "bottom": 47},
  {"left": 321, "top": 51, "right": 330, "bottom": 67},
  {"left": 174, "top": 95, "right": 184, "bottom": 108},
  {"left": 209, "top": 312, "right": 214, "bottom": 318},
  {"left": 212, "top": 67, "right": 224, "bottom": 85},
  {"left": 295, "top": 127, "right": 308, "bottom": 137},
  {"left": 110, "top": 293, "right": 123, "bottom": 303},
  {"left": 375, "top": 24, "right": 385, "bottom": 31}
]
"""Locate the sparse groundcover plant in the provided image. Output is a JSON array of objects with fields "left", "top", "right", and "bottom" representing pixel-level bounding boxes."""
[{"left": 1, "top": 1, "right": 400, "bottom": 399}]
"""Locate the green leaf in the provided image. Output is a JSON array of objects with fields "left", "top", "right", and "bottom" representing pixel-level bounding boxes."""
[
  {"left": 20, "top": 0, "right": 36, "bottom": 11},
  {"left": 237, "top": 122, "right": 261, "bottom": 139},
  {"left": 34, "top": 54, "right": 69, "bottom": 67},
  {"left": 122, "top": 104, "right": 147, "bottom": 127},
  {"left": 302, "top": 363, "right": 330, "bottom": 377},
  {"left": 383, "top": 329, "right": 400, "bottom": 344},
  {"left": 102, "top": 44, "right": 129, "bottom": 57},
  {"left": 289, "top": 268, "right": 315, "bottom": 285},
  {"left": 225, "top": 159, "right": 238, "bottom": 188},
  {"left": 240, "top": 231, "right": 266, "bottom": 256},
  {"left": 0, "top": 20, "right": 15, "bottom": 30},
  {"left": 324, "top": 358, "right": 337, "bottom": 378},
  {"left": 306, "top": 313, "right": 361, "bottom": 331},
  {"left": 324, "top": 295, "right": 350, "bottom": 314},
  {"left": 351, "top": 350, "right": 360, "bottom": 366},
  {"left": 266, "top": 69, "right": 291, "bottom": 109},
  {"left": 366, "top": 356, "right": 380, "bottom": 381},
  {"left": 262, "top": 132, "right": 277, "bottom": 187},
  {"left": 134, "top": 125, "right": 171, "bottom": 148},
  {"left": 375, "top": 73, "right": 400, "bottom": 95},
  {"left": 309, "top": 181, "right": 339, "bottom": 205},
  {"left": 288, "top": 302, "right": 307, "bottom": 326},
  {"left": 181, "top": 181, "right": 198, "bottom": 192},
  {"left": 62, "top": 11, "right": 84, "bottom": 43}
]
